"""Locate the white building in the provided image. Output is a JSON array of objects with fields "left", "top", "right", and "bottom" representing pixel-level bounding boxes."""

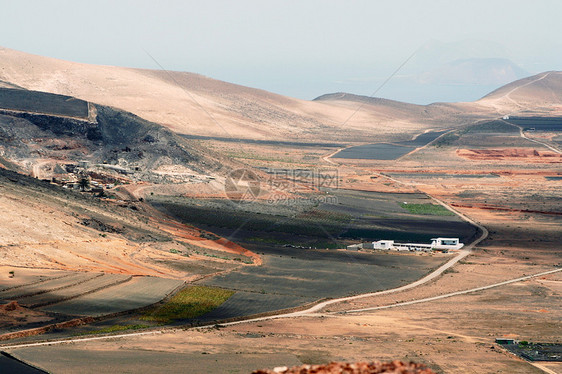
[
  {"left": 431, "top": 238, "right": 464, "bottom": 250},
  {"left": 394, "top": 243, "right": 433, "bottom": 252},
  {"left": 347, "top": 237, "right": 464, "bottom": 252},
  {"left": 372, "top": 240, "right": 394, "bottom": 250}
]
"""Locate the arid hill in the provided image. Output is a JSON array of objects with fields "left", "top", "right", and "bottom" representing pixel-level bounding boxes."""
[
  {"left": 5, "top": 47, "right": 560, "bottom": 143},
  {"left": 0, "top": 47, "right": 367, "bottom": 141},
  {"left": 0, "top": 86, "right": 241, "bottom": 181},
  {"left": 478, "top": 71, "right": 562, "bottom": 115}
]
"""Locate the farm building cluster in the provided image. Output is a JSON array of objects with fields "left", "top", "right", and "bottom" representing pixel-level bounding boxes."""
[{"left": 347, "top": 238, "right": 464, "bottom": 252}]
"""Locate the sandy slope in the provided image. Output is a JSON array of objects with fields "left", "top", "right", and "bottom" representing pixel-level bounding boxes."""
[
  {"left": 478, "top": 71, "right": 562, "bottom": 115},
  {"left": 0, "top": 185, "right": 178, "bottom": 277},
  {"left": 2, "top": 46, "right": 545, "bottom": 142},
  {"left": 0, "top": 47, "right": 368, "bottom": 140},
  {"left": 0, "top": 169, "right": 259, "bottom": 279}
]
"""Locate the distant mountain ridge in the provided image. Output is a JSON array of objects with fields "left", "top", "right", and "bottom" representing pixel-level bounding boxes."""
[
  {"left": 314, "top": 70, "right": 562, "bottom": 116},
  {"left": 0, "top": 46, "right": 560, "bottom": 143},
  {"left": 314, "top": 93, "right": 422, "bottom": 109},
  {"left": 417, "top": 57, "right": 528, "bottom": 86},
  {"left": 481, "top": 71, "right": 562, "bottom": 100}
]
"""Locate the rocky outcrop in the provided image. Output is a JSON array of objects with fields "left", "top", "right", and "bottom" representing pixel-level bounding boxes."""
[{"left": 253, "top": 360, "right": 436, "bottom": 374}]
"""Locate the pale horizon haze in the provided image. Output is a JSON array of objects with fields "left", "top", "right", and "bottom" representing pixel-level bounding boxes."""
[{"left": 1, "top": 0, "right": 561, "bottom": 103}]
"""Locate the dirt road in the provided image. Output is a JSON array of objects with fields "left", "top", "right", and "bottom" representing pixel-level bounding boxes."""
[
  {"left": 341, "top": 267, "right": 562, "bottom": 314},
  {"left": 500, "top": 118, "right": 562, "bottom": 154}
]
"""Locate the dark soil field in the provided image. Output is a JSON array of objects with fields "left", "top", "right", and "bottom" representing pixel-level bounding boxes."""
[
  {"left": 431, "top": 120, "right": 541, "bottom": 149},
  {"left": 332, "top": 143, "right": 414, "bottom": 160},
  {"left": 0, "top": 88, "right": 89, "bottom": 118},
  {"left": 500, "top": 342, "right": 562, "bottom": 362},
  {"left": 41, "top": 277, "right": 183, "bottom": 317},
  {"left": 175, "top": 243, "right": 444, "bottom": 322},
  {"left": 189, "top": 291, "right": 314, "bottom": 323},
  {"left": 332, "top": 130, "right": 447, "bottom": 160},
  {"left": 321, "top": 189, "right": 479, "bottom": 243},
  {"left": 147, "top": 188, "right": 470, "bottom": 321},
  {"left": 507, "top": 116, "right": 562, "bottom": 131},
  {"left": 150, "top": 189, "right": 478, "bottom": 248},
  {"left": 9, "top": 347, "right": 302, "bottom": 374},
  {"left": 200, "top": 249, "right": 441, "bottom": 299},
  {"left": 394, "top": 130, "right": 448, "bottom": 147}
]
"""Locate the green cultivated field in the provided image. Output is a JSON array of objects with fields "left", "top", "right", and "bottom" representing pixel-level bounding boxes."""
[{"left": 142, "top": 285, "right": 234, "bottom": 323}]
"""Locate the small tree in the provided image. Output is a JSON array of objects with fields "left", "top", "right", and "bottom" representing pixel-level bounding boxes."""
[{"left": 79, "top": 177, "right": 90, "bottom": 191}]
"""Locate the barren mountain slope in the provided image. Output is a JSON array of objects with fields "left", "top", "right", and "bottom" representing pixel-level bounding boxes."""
[
  {"left": 0, "top": 47, "right": 368, "bottom": 141},
  {"left": 478, "top": 71, "right": 562, "bottom": 115},
  {"left": 0, "top": 168, "right": 180, "bottom": 276},
  {"left": 0, "top": 47, "right": 499, "bottom": 142},
  {"left": 313, "top": 92, "right": 497, "bottom": 130},
  {"left": 0, "top": 87, "right": 246, "bottom": 183},
  {"left": 1, "top": 47, "right": 560, "bottom": 142}
]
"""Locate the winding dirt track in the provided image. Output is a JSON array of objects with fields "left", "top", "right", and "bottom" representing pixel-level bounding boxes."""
[
  {"left": 341, "top": 267, "right": 562, "bottom": 314},
  {"left": 500, "top": 118, "right": 562, "bottom": 154}
]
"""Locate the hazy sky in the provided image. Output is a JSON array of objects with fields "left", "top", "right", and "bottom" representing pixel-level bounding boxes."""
[{"left": 2, "top": 0, "right": 561, "bottom": 103}]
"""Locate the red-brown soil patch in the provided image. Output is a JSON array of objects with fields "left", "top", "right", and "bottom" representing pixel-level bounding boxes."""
[
  {"left": 457, "top": 148, "right": 562, "bottom": 163},
  {"left": 0, "top": 301, "right": 52, "bottom": 328},
  {"left": 149, "top": 216, "right": 261, "bottom": 265},
  {"left": 450, "top": 202, "right": 562, "bottom": 216}
]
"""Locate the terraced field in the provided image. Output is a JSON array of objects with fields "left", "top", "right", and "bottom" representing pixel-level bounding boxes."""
[
  {"left": 0, "top": 273, "right": 100, "bottom": 301},
  {"left": 16, "top": 274, "right": 132, "bottom": 308},
  {"left": 0, "top": 270, "right": 74, "bottom": 293},
  {"left": 41, "top": 276, "right": 184, "bottom": 317}
]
